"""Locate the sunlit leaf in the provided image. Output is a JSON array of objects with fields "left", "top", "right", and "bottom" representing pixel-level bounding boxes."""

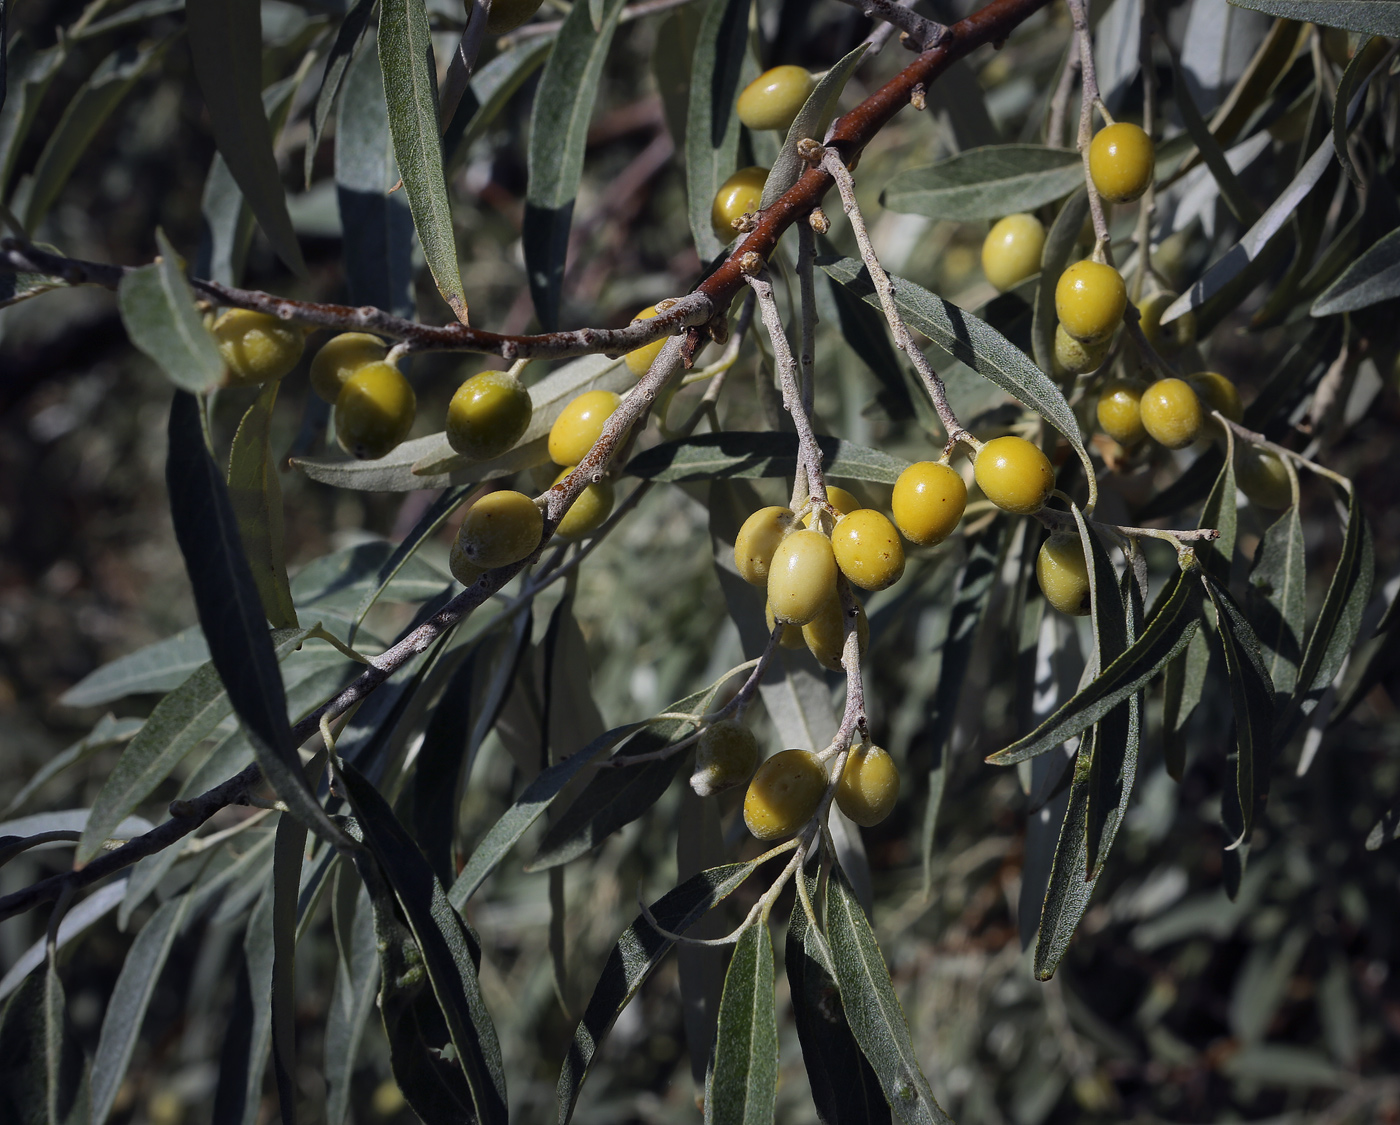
[
  {"left": 1226, "top": 0, "right": 1400, "bottom": 37},
  {"left": 228, "top": 382, "right": 298, "bottom": 629},
  {"left": 706, "top": 923, "right": 777, "bottom": 1125},
  {"left": 881, "top": 145, "right": 1082, "bottom": 221},
  {"left": 627, "top": 431, "right": 912, "bottom": 485},
  {"left": 1312, "top": 226, "right": 1400, "bottom": 316},
  {"left": 760, "top": 42, "right": 867, "bottom": 208},
  {"left": 118, "top": 228, "right": 225, "bottom": 395},
  {"left": 685, "top": 0, "right": 751, "bottom": 260}
]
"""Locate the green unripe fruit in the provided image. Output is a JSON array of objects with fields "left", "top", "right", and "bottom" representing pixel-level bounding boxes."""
[
  {"left": 743, "top": 749, "right": 826, "bottom": 840},
  {"left": 552, "top": 466, "right": 614, "bottom": 539},
  {"left": 214, "top": 308, "right": 304, "bottom": 387},
  {"left": 1236, "top": 447, "right": 1293, "bottom": 509},
  {"left": 1137, "top": 292, "right": 1195, "bottom": 356},
  {"left": 446, "top": 370, "right": 532, "bottom": 460},
  {"left": 1096, "top": 380, "right": 1146, "bottom": 446},
  {"left": 831, "top": 509, "right": 905, "bottom": 591},
  {"left": 1055, "top": 260, "right": 1127, "bottom": 343},
  {"left": 485, "top": 0, "right": 544, "bottom": 34},
  {"left": 765, "top": 602, "right": 806, "bottom": 648},
  {"left": 335, "top": 362, "right": 416, "bottom": 460},
  {"left": 974, "top": 435, "right": 1055, "bottom": 515},
  {"left": 981, "top": 213, "right": 1046, "bottom": 292},
  {"left": 1089, "top": 122, "right": 1155, "bottom": 204},
  {"left": 1036, "top": 533, "right": 1091, "bottom": 617},
  {"left": 689, "top": 721, "right": 762, "bottom": 798},
  {"left": 454, "top": 490, "right": 543, "bottom": 569},
  {"left": 1140, "top": 377, "right": 1202, "bottom": 449},
  {"left": 835, "top": 745, "right": 899, "bottom": 827},
  {"left": 548, "top": 390, "right": 621, "bottom": 466},
  {"left": 310, "top": 332, "right": 386, "bottom": 403},
  {"left": 767, "top": 529, "right": 838, "bottom": 626},
  {"left": 624, "top": 306, "right": 667, "bottom": 378},
  {"left": 802, "top": 594, "right": 869, "bottom": 672},
  {"left": 736, "top": 65, "right": 816, "bottom": 132},
  {"left": 448, "top": 538, "right": 487, "bottom": 587},
  {"left": 891, "top": 461, "right": 966, "bottom": 546},
  {"left": 1187, "top": 372, "right": 1242, "bottom": 425},
  {"left": 711, "top": 166, "right": 768, "bottom": 241},
  {"left": 734, "top": 506, "right": 798, "bottom": 586},
  {"left": 802, "top": 485, "right": 862, "bottom": 528},
  {"left": 1053, "top": 322, "right": 1110, "bottom": 376}
]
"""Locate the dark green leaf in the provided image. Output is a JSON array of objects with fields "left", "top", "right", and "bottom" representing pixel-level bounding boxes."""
[
  {"left": 1161, "top": 627, "right": 1209, "bottom": 780},
  {"left": 325, "top": 865, "right": 379, "bottom": 1125},
  {"left": 0, "top": 41, "right": 65, "bottom": 194},
  {"left": 1133, "top": 446, "right": 1223, "bottom": 523},
  {"left": 1198, "top": 450, "right": 1238, "bottom": 586},
  {"left": 187, "top": 0, "right": 304, "bottom": 274},
  {"left": 445, "top": 39, "right": 553, "bottom": 168},
  {"left": 213, "top": 886, "right": 274, "bottom": 1125},
  {"left": 827, "top": 865, "right": 951, "bottom": 1125},
  {"left": 118, "top": 228, "right": 225, "bottom": 394},
  {"left": 69, "top": 0, "right": 184, "bottom": 39},
  {"left": 1331, "top": 38, "right": 1387, "bottom": 189},
  {"left": 684, "top": 0, "right": 750, "bottom": 260},
  {"left": 1164, "top": 46, "right": 1260, "bottom": 225},
  {"left": 228, "top": 382, "right": 298, "bottom": 629},
  {"left": 269, "top": 816, "right": 306, "bottom": 1125},
  {"left": 1226, "top": 0, "right": 1400, "bottom": 37},
  {"left": 304, "top": 0, "right": 375, "bottom": 188},
  {"left": 626, "top": 430, "right": 912, "bottom": 485},
  {"left": 524, "top": 0, "right": 627, "bottom": 327},
  {"left": 706, "top": 923, "right": 777, "bottom": 1125},
  {"left": 0, "top": 957, "right": 89, "bottom": 1125},
  {"left": 760, "top": 43, "right": 867, "bottom": 208},
  {"left": 556, "top": 860, "right": 761, "bottom": 1124},
  {"left": 1248, "top": 503, "right": 1306, "bottom": 700},
  {"left": 826, "top": 267, "right": 915, "bottom": 421},
  {"left": 1031, "top": 189, "right": 1089, "bottom": 377},
  {"left": 1312, "top": 225, "right": 1400, "bottom": 316},
  {"left": 882, "top": 145, "right": 1082, "bottom": 221}
]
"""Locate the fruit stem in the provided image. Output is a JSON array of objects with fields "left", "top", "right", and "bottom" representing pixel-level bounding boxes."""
[{"left": 1215, "top": 414, "right": 1354, "bottom": 494}]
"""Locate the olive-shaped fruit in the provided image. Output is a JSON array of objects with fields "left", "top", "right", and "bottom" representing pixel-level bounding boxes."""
[
  {"left": 736, "top": 65, "right": 816, "bottom": 132},
  {"left": 802, "top": 593, "right": 870, "bottom": 672},
  {"left": 548, "top": 390, "right": 622, "bottom": 466},
  {"left": 711, "top": 166, "right": 768, "bottom": 242},
  {"left": 689, "top": 721, "right": 762, "bottom": 798},
  {"left": 214, "top": 309, "right": 304, "bottom": 387},
  {"left": 485, "top": 0, "right": 544, "bottom": 34},
  {"left": 1037, "top": 533, "right": 1091, "bottom": 616},
  {"left": 1187, "top": 372, "right": 1243, "bottom": 425},
  {"left": 1053, "top": 323, "right": 1110, "bottom": 376},
  {"left": 767, "top": 529, "right": 838, "bottom": 626},
  {"left": 309, "top": 332, "right": 386, "bottom": 403},
  {"left": 1137, "top": 292, "right": 1195, "bottom": 356},
  {"left": 974, "top": 435, "right": 1055, "bottom": 514},
  {"left": 831, "top": 509, "right": 905, "bottom": 591},
  {"left": 335, "top": 362, "right": 416, "bottom": 460},
  {"left": 624, "top": 306, "right": 668, "bottom": 378},
  {"left": 1055, "top": 260, "right": 1128, "bottom": 343},
  {"left": 1236, "top": 446, "right": 1293, "bottom": 509},
  {"left": 552, "top": 466, "right": 614, "bottom": 539},
  {"left": 734, "top": 506, "right": 798, "bottom": 586},
  {"left": 981, "top": 213, "right": 1046, "bottom": 292},
  {"left": 802, "top": 485, "right": 862, "bottom": 528},
  {"left": 764, "top": 602, "right": 806, "bottom": 649},
  {"left": 446, "top": 370, "right": 533, "bottom": 461},
  {"left": 448, "top": 537, "right": 486, "bottom": 588},
  {"left": 1096, "top": 380, "right": 1147, "bottom": 445},
  {"left": 891, "top": 461, "right": 966, "bottom": 546},
  {"left": 454, "top": 490, "right": 543, "bottom": 569},
  {"left": 743, "top": 749, "right": 827, "bottom": 840},
  {"left": 1139, "top": 377, "right": 1202, "bottom": 449},
  {"left": 1089, "top": 122, "right": 1155, "bottom": 204},
  {"left": 835, "top": 744, "right": 899, "bottom": 827}
]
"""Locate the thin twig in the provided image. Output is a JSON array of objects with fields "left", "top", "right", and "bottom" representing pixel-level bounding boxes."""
[
  {"left": 1066, "top": 0, "right": 1112, "bottom": 258},
  {"left": 1046, "top": 33, "right": 1080, "bottom": 149},
  {"left": 1218, "top": 414, "right": 1354, "bottom": 493},
  {"left": 859, "top": 0, "right": 920, "bottom": 55},
  {"left": 833, "top": 0, "right": 949, "bottom": 50}
]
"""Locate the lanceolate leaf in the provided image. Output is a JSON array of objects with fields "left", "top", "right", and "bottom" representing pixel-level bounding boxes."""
[
  {"left": 228, "top": 381, "right": 298, "bottom": 629},
  {"left": 1248, "top": 503, "right": 1306, "bottom": 700},
  {"left": 213, "top": 885, "right": 275, "bottom": 1125},
  {"left": 378, "top": 0, "right": 466, "bottom": 321},
  {"left": 988, "top": 565, "right": 1203, "bottom": 766},
  {"left": 627, "top": 431, "right": 912, "bottom": 485},
  {"left": 325, "top": 868, "right": 379, "bottom": 1125},
  {"left": 524, "top": 0, "right": 627, "bottom": 328},
  {"left": 1199, "top": 451, "right": 1238, "bottom": 586},
  {"left": 445, "top": 38, "right": 554, "bottom": 168},
  {"left": 269, "top": 816, "right": 306, "bottom": 1125},
  {"left": 760, "top": 42, "right": 867, "bottom": 208},
  {"left": 685, "top": 0, "right": 751, "bottom": 260},
  {"left": 1312, "top": 226, "right": 1400, "bottom": 316},
  {"left": 61, "top": 625, "right": 210, "bottom": 708},
  {"left": 826, "top": 266, "right": 916, "bottom": 420},
  {"left": 556, "top": 861, "right": 762, "bottom": 1125},
  {"left": 304, "top": 0, "right": 376, "bottom": 188},
  {"left": 1331, "top": 38, "right": 1388, "bottom": 189},
  {"left": 1162, "top": 627, "right": 1209, "bottom": 780},
  {"left": 186, "top": 0, "right": 305, "bottom": 275},
  {"left": 881, "top": 145, "right": 1083, "bottom": 221},
  {"left": 1226, "top": 0, "right": 1400, "bottom": 37},
  {"left": 827, "top": 866, "right": 952, "bottom": 1125},
  {"left": 0, "top": 41, "right": 66, "bottom": 195},
  {"left": 118, "top": 229, "right": 225, "bottom": 395},
  {"left": 0, "top": 958, "right": 89, "bottom": 1125},
  {"left": 705, "top": 923, "right": 777, "bottom": 1125},
  {"left": 1164, "top": 45, "right": 1261, "bottom": 225}
]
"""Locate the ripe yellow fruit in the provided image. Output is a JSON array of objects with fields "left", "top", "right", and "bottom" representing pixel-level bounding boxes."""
[
  {"left": 552, "top": 466, "right": 614, "bottom": 539},
  {"left": 446, "top": 370, "right": 532, "bottom": 460},
  {"left": 1036, "top": 533, "right": 1091, "bottom": 616},
  {"left": 1096, "top": 380, "right": 1146, "bottom": 445},
  {"left": 454, "top": 490, "right": 543, "bottom": 569},
  {"left": 802, "top": 485, "right": 862, "bottom": 528},
  {"left": 485, "top": 0, "right": 543, "bottom": 34},
  {"left": 891, "top": 461, "right": 966, "bottom": 546},
  {"left": 734, "top": 506, "right": 798, "bottom": 586},
  {"left": 1236, "top": 447, "right": 1293, "bottom": 509},
  {"left": 624, "top": 306, "right": 668, "bottom": 378},
  {"left": 711, "top": 166, "right": 768, "bottom": 242},
  {"left": 974, "top": 435, "right": 1055, "bottom": 514},
  {"left": 1137, "top": 292, "right": 1195, "bottom": 356},
  {"left": 335, "top": 362, "right": 416, "bottom": 460},
  {"left": 831, "top": 509, "right": 905, "bottom": 591},
  {"left": 1055, "top": 260, "right": 1128, "bottom": 343},
  {"left": 743, "top": 749, "right": 827, "bottom": 840},
  {"left": 309, "top": 332, "right": 386, "bottom": 403},
  {"left": 1139, "top": 377, "right": 1202, "bottom": 449},
  {"left": 981, "top": 213, "right": 1046, "bottom": 292},
  {"left": 689, "top": 721, "right": 762, "bottom": 797},
  {"left": 548, "top": 390, "right": 621, "bottom": 466},
  {"left": 736, "top": 65, "right": 816, "bottom": 132},
  {"left": 1188, "top": 372, "right": 1243, "bottom": 425},
  {"left": 767, "top": 529, "right": 838, "bottom": 626},
  {"left": 835, "top": 745, "right": 899, "bottom": 827},
  {"left": 764, "top": 603, "right": 806, "bottom": 648},
  {"left": 1053, "top": 323, "right": 1111, "bottom": 376},
  {"left": 1089, "top": 122, "right": 1155, "bottom": 204},
  {"left": 213, "top": 309, "right": 304, "bottom": 387},
  {"left": 802, "top": 593, "right": 869, "bottom": 672}
]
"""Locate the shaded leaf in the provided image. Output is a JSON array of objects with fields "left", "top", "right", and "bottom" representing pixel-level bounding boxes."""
[
  {"left": 706, "top": 923, "right": 777, "bottom": 1125},
  {"left": 1247, "top": 503, "right": 1306, "bottom": 700},
  {"left": 1161, "top": 627, "right": 1209, "bottom": 781},
  {"left": 0, "top": 879, "right": 131, "bottom": 1002},
  {"left": 759, "top": 43, "right": 867, "bottom": 208},
  {"left": 213, "top": 883, "right": 274, "bottom": 1125},
  {"left": 627, "top": 430, "right": 912, "bottom": 485},
  {"left": 0, "top": 42, "right": 66, "bottom": 194},
  {"left": 228, "top": 381, "right": 298, "bottom": 629},
  {"left": 826, "top": 267, "right": 915, "bottom": 421},
  {"left": 2, "top": 716, "right": 143, "bottom": 818},
  {"left": 881, "top": 145, "right": 1082, "bottom": 221},
  {"left": 269, "top": 816, "right": 306, "bottom": 1125},
  {"left": 685, "top": 0, "right": 750, "bottom": 260},
  {"left": 1164, "top": 45, "right": 1260, "bottom": 225},
  {"left": 0, "top": 958, "right": 89, "bottom": 1125},
  {"left": 1226, "top": 0, "right": 1400, "bottom": 37},
  {"left": 60, "top": 626, "right": 210, "bottom": 708},
  {"left": 118, "top": 229, "right": 225, "bottom": 395},
  {"left": 1312, "top": 225, "right": 1400, "bottom": 316},
  {"left": 303, "top": 0, "right": 375, "bottom": 188},
  {"left": 1331, "top": 38, "right": 1388, "bottom": 189},
  {"left": 445, "top": 38, "right": 553, "bottom": 167},
  {"left": 1198, "top": 449, "right": 1238, "bottom": 586},
  {"left": 325, "top": 865, "right": 379, "bottom": 1125},
  {"left": 652, "top": 6, "right": 701, "bottom": 150}
]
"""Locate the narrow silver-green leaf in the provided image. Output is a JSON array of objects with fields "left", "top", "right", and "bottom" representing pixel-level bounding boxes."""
[
  {"left": 626, "top": 430, "right": 912, "bottom": 485},
  {"left": 881, "top": 145, "right": 1082, "bottom": 221},
  {"left": 1162, "top": 627, "right": 1209, "bottom": 780},
  {"left": 0, "top": 41, "right": 66, "bottom": 194},
  {"left": 0, "top": 956, "right": 89, "bottom": 1125},
  {"left": 1247, "top": 502, "right": 1306, "bottom": 700},
  {"left": 1226, "top": 0, "right": 1400, "bottom": 36},
  {"left": 325, "top": 868, "right": 379, "bottom": 1125},
  {"left": 61, "top": 625, "right": 210, "bottom": 707},
  {"left": 228, "top": 382, "right": 298, "bottom": 629},
  {"left": 705, "top": 924, "right": 777, "bottom": 1125},
  {"left": 759, "top": 42, "right": 867, "bottom": 208},
  {"left": 1198, "top": 448, "right": 1238, "bottom": 586},
  {"left": 118, "top": 230, "right": 225, "bottom": 395},
  {"left": 1332, "top": 38, "right": 1387, "bottom": 189},
  {"left": 685, "top": 0, "right": 751, "bottom": 260},
  {"left": 269, "top": 816, "right": 305, "bottom": 1125},
  {"left": 304, "top": 0, "right": 376, "bottom": 188},
  {"left": 446, "top": 38, "right": 553, "bottom": 166},
  {"left": 1164, "top": 45, "right": 1260, "bottom": 225},
  {"left": 1312, "top": 225, "right": 1400, "bottom": 316}
]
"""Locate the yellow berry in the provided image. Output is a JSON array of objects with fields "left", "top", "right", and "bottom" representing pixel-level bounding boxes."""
[
  {"left": 689, "top": 721, "right": 762, "bottom": 798},
  {"left": 453, "top": 490, "right": 543, "bottom": 569},
  {"left": 1053, "top": 323, "right": 1111, "bottom": 376},
  {"left": 734, "top": 506, "right": 798, "bottom": 586},
  {"left": 764, "top": 602, "right": 806, "bottom": 648},
  {"left": 766, "top": 529, "right": 838, "bottom": 626},
  {"left": 446, "top": 370, "right": 532, "bottom": 461},
  {"left": 801, "top": 593, "right": 869, "bottom": 672},
  {"left": 831, "top": 509, "right": 905, "bottom": 591},
  {"left": 485, "top": 0, "right": 544, "bottom": 33},
  {"left": 1187, "top": 372, "right": 1243, "bottom": 424},
  {"left": 974, "top": 435, "right": 1055, "bottom": 515},
  {"left": 743, "top": 749, "right": 826, "bottom": 840},
  {"left": 711, "top": 166, "right": 768, "bottom": 242},
  {"left": 736, "top": 65, "right": 816, "bottom": 132},
  {"left": 891, "top": 461, "right": 966, "bottom": 546},
  {"left": 835, "top": 745, "right": 899, "bottom": 827},
  {"left": 1055, "top": 260, "right": 1128, "bottom": 343},
  {"left": 551, "top": 466, "right": 614, "bottom": 539},
  {"left": 1139, "top": 377, "right": 1202, "bottom": 449},
  {"left": 448, "top": 538, "right": 486, "bottom": 587},
  {"left": 548, "top": 390, "right": 621, "bottom": 466},
  {"left": 213, "top": 309, "right": 304, "bottom": 387},
  {"left": 1137, "top": 292, "right": 1195, "bottom": 356},
  {"left": 1096, "top": 380, "right": 1146, "bottom": 445},
  {"left": 309, "top": 332, "right": 386, "bottom": 403},
  {"left": 981, "top": 213, "right": 1046, "bottom": 292},
  {"left": 1236, "top": 447, "right": 1293, "bottom": 509},
  {"left": 802, "top": 485, "right": 862, "bottom": 528},
  {"left": 624, "top": 306, "right": 668, "bottom": 378},
  {"left": 1036, "top": 533, "right": 1091, "bottom": 617},
  {"left": 334, "top": 362, "right": 415, "bottom": 460},
  {"left": 1089, "top": 122, "right": 1155, "bottom": 204}
]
